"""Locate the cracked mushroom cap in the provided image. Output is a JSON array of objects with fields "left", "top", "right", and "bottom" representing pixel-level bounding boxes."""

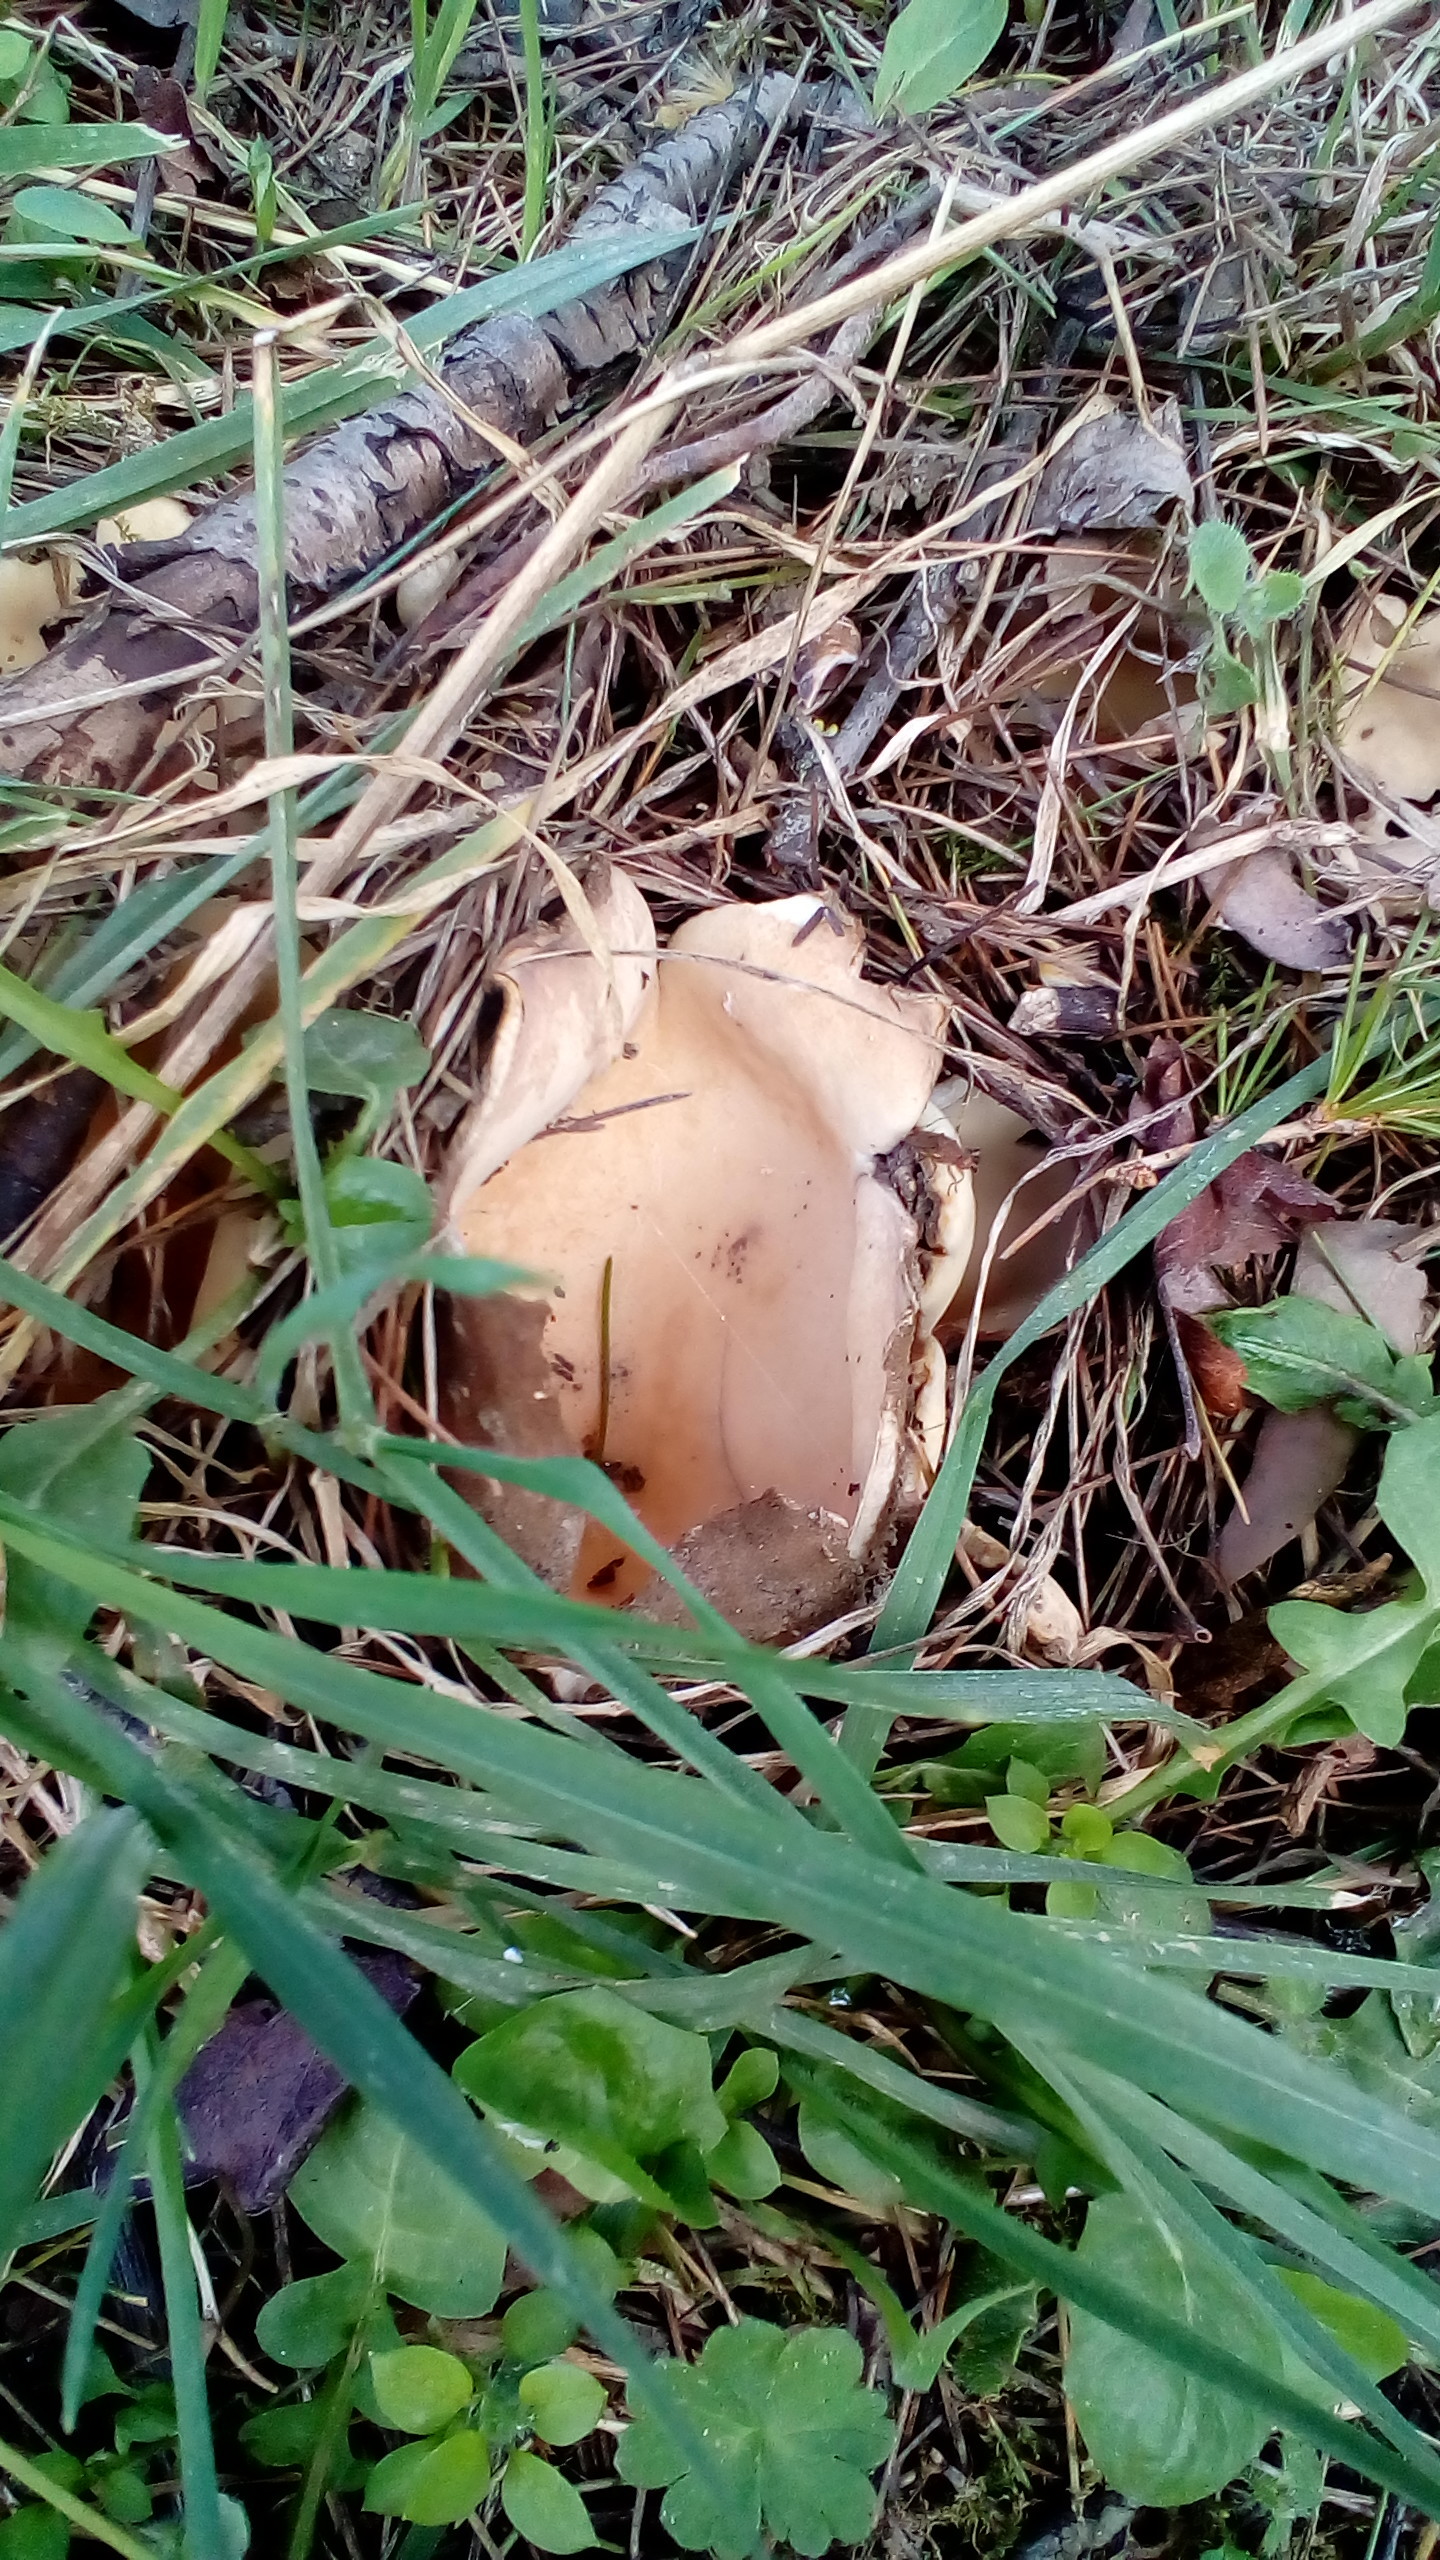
[{"left": 440, "top": 876, "right": 963, "bottom": 1638}]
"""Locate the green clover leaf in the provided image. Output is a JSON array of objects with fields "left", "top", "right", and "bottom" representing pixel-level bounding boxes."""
[{"left": 616, "top": 2320, "right": 893, "bottom": 2559}]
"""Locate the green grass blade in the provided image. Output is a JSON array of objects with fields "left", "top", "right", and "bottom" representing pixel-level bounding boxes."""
[
  {"left": 0, "top": 858, "right": 239, "bottom": 1081},
  {"left": 59, "top": 1937, "right": 244, "bottom": 2431},
  {"left": 1041, "top": 1916, "right": 1440, "bottom": 1994},
  {"left": 1082, "top": 2069, "right": 1440, "bottom": 2367},
  {"left": 0, "top": 958, "right": 275, "bottom": 1193},
  {"left": 511, "top": 466, "right": 741, "bottom": 644},
  {"left": 122, "top": 1542, "right": 1178, "bottom": 1731},
  {"left": 1036, "top": 2041, "right": 1440, "bottom": 2485},
  {"left": 145, "top": 2087, "right": 228, "bottom": 2558},
  {"left": 192, "top": 0, "right": 229, "bottom": 97},
  {"left": 252, "top": 327, "right": 369, "bottom": 1430},
  {"left": 9, "top": 1546, "right": 1440, "bottom": 2228},
  {"left": 518, "top": 0, "right": 549, "bottom": 253}
]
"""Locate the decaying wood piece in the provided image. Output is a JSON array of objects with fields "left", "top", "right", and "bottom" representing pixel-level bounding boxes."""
[{"left": 0, "top": 74, "right": 821, "bottom": 795}]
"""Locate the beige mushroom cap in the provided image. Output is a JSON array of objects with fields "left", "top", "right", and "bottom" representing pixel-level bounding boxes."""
[{"left": 442, "top": 878, "right": 960, "bottom": 1632}]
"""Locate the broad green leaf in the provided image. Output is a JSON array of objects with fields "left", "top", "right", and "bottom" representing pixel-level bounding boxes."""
[
  {"left": 1276, "top": 2274, "right": 1406, "bottom": 2384},
  {"left": 503, "top": 2292, "right": 581, "bottom": 2365},
  {"left": 1377, "top": 1414, "right": 1440, "bottom": 1595},
  {"left": 519, "top": 2360, "right": 607, "bottom": 2446},
  {"left": 364, "top": 2429, "right": 491, "bottom": 2525},
  {"left": 308, "top": 1154, "right": 434, "bottom": 1277},
  {"left": 502, "top": 2449, "right": 593, "bottom": 2553},
  {"left": 0, "top": 1406, "right": 147, "bottom": 1658},
  {"left": 1062, "top": 1803, "right": 1113, "bottom": 1858},
  {"left": 0, "top": 127, "right": 174, "bottom": 181},
  {"left": 1288, "top": 1991, "right": 1440, "bottom": 2140},
  {"left": 797, "top": 2100, "right": 907, "bottom": 2208},
  {"left": 780, "top": 2065, "right": 1440, "bottom": 2516},
  {"left": 7, "top": 184, "right": 134, "bottom": 248},
  {"left": 456, "top": 1988, "right": 726, "bottom": 2182},
  {"left": 986, "top": 1792, "right": 1050, "bottom": 1852},
  {"left": 240, "top": 2401, "right": 361, "bottom": 2482},
  {"left": 945, "top": 2263, "right": 1038, "bottom": 2397},
  {"left": 253, "top": 2263, "right": 373, "bottom": 2368},
  {"left": 705, "top": 2119, "right": 780, "bottom": 2200},
  {"left": 617, "top": 2322, "right": 893, "bottom": 2560},
  {"left": 290, "top": 2099, "right": 507, "bottom": 2316},
  {"left": 1065, "top": 2192, "right": 1274, "bottom": 2504},
  {"left": 1238, "top": 570, "right": 1305, "bottom": 632},
  {"left": 370, "top": 2346, "right": 473, "bottom": 2435},
  {"left": 0, "top": 1807, "right": 147, "bottom": 2266},
  {"left": 0, "top": 2508, "right": 71, "bottom": 2559},
  {"left": 1208, "top": 1296, "right": 1409, "bottom": 1421},
  {"left": 254, "top": 1253, "right": 519, "bottom": 1400},
  {"left": 1189, "top": 520, "right": 1254, "bottom": 618},
  {"left": 873, "top": 0, "right": 1007, "bottom": 117},
  {"left": 1203, "top": 646, "right": 1261, "bottom": 713},
  {"left": 303, "top": 1011, "right": 431, "bottom": 1105},
  {"left": 1043, "top": 2048, "right": 1423, "bottom": 2475},
  {"left": 1269, "top": 1596, "right": 1431, "bottom": 1747},
  {"left": 0, "top": 1657, "right": 730, "bottom": 2527},
  {"left": 716, "top": 2048, "right": 780, "bottom": 2117},
  {"left": 905, "top": 1717, "right": 1105, "bottom": 1808}
]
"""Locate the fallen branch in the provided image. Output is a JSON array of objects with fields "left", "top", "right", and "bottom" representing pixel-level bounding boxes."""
[{"left": 0, "top": 72, "right": 819, "bottom": 795}]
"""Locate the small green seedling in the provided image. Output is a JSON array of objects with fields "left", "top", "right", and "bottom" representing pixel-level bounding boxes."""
[{"left": 1187, "top": 520, "right": 1305, "bottom": 752}]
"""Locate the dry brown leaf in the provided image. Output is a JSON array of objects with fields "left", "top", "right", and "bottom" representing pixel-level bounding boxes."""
[
  {"left": 1292, "top": 1219, "right": 1430, "bottom": 1355},
  {"left": 1214, "top": 846, "right": 1350, "bottom": 972},
  {"left": 441, "top": 879, "right": 966, "bottom": 1638},
  {"left": 1173, "top": 1308, "right": 1247, "bottom": 1418},
  {"left": 1156, "top": 1148, "right": 1334, "bottom": 1318},
  {"left": 1032, "top": 396, "right": 1192, "bottom": 533},
  {"left": 1216, "top": 1407, "right": 1359, "bottom": 1585}
]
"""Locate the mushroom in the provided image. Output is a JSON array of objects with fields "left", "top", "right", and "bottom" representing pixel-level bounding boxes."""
[
  {"left": 439, "top": 870, "right": 971, "bottom": 1638},
  {"left": 0, "top": 555, "right": 66, "bottom": 673},
  {"left": 1338, "top": 594, "right": 1440, "bottom": 803},
  {"left": 934, "top": 1088, "right": 1087, "bottom": 1344},
  {"left": 0, "top": 496, "right": 193, "bottom": 674}
]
